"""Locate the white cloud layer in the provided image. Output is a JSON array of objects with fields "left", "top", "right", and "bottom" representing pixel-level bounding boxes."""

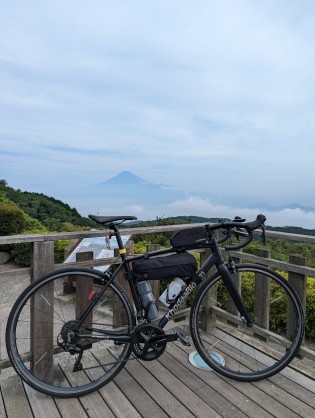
[{"left": 167, "top": 196, "right": 315, "bottom": 229}]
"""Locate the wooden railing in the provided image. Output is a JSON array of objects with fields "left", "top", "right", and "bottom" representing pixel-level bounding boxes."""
[{"left": 1, "top": 224, "right": 315, "bottom": 371}]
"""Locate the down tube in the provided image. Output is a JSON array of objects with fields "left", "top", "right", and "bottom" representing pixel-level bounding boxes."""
[{"left": 158, "top": 255, "right": 216, "bottom": 328}]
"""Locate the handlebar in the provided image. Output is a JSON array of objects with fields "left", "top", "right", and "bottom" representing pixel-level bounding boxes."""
[{"left": 207, "top": 214, "right": 266, "bottom": 251}]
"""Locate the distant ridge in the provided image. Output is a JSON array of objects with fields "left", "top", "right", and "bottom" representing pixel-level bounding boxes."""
[{"left": 126, "top": 216, "right": 315, "bottom": 236}]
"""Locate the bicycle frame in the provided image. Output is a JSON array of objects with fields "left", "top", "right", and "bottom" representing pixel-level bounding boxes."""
[{"left": 76, "top": 224, "right": 253, "bottom": 339}]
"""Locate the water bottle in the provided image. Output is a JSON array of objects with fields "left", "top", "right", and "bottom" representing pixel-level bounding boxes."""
[
  {"left": 138, "top": 281, "right": 159, "bottom": 320},
  {"left": 159, "top": 278, "right": 185, "bottom": 306}
]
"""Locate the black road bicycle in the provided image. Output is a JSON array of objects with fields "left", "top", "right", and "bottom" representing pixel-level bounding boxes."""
[{"left": 6, "top": 214, "right": 304, "bottom": 397}]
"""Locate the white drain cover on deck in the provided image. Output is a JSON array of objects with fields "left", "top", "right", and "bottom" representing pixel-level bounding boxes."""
[{"left": 188, "top": 351, "right": 225, "bottom": 370}]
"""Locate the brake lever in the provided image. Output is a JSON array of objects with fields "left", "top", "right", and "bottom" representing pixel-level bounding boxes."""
[
  {"left": 261, "top": 224, "right": 267, "bottom": 245},
  {"left": 232, "top": 216, "right": 247, "bottom": 241}
]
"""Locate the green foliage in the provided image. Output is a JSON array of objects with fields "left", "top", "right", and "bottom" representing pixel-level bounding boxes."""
[
  {"left": 216, "top": 270, "right": 315, "bottom": 339},
  {"left": 24, "top": 213, "right": 48, "bottom": 233},
  {"left": 244, "top": 239, "right": 315, "bottom": 268},
  {"left": 62, "top": 222, "right": 90, "bottom": 232},
  {"left": 132, "top": 216, "right": 192, "bottom": 247},
  {"left": 305, "top": 277, "right": 315, "bottom": 339},
  {"left": 12, "top": 239, "right": 71, "bottom": 267},
  {"left": 11, "top": 243, "right": 32, "bottom": 267},
  {"left": 0, "top": 192, "right": 11, "bottom": 204},
  {"left": 0, "top": 202, "right": 25, "bottom": 235},
  {"left": 0, "top": 181, "right": 95, "bottom": 231},
  {"left": 134, "top": 241, "right": 151, "bottom": 254},
  {"left": 54, "top": 240, "right": 72, "bottom": 264},
  {"left": 1, "top": 187, "right": 71, "bottom": 265}
]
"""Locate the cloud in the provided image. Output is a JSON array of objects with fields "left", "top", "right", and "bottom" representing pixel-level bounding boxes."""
[{"left": 167, "top": 195, "right": 315, "bottom": 229}]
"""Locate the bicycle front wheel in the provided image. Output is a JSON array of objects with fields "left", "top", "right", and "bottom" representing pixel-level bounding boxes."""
[
  {"left": 190, "top": 264, "right": 304, "bottom": 381},
  {"left": 6, "top": 268, "right": 135, "bottom": 397}
]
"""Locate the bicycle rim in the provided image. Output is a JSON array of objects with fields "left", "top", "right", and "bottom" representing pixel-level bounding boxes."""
[
  {"left": 190, "top": 264, "right": 304, "bottom": 381},
  {"left": 6, "top": 268, "right": 135, "bottom": 397}
]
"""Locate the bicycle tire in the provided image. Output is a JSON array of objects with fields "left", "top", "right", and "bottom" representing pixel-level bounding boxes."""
[
  {"left": 190, "top": 264, "right": 304, "bottom": 381},
  {"left": 6, "top": 267, "right": 135, "bottom": 397}
]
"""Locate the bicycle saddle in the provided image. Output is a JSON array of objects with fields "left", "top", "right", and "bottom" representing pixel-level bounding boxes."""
[{"left": 88, "top": 215, "right": 137, "bottom": 225}]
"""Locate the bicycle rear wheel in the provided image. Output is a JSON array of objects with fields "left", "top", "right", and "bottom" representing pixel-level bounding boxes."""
[
  {"left": 190, "top": 264, "right": 304, "bottom": 381},
  {"left": 6, "top": 268, "right": 135, "bottom": 397}
]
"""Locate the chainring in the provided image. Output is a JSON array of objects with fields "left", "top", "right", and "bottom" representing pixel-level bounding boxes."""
[{"left": 132, "top": 323, "right": 166, "bottom": 361}]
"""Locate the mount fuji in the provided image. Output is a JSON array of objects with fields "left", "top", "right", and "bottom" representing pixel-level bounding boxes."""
[{"left": 95, "top": 171, "right": 185, "bottom": 203}]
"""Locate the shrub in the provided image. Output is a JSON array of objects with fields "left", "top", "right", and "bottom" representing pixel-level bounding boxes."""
[
  {"left": 305, "top": 277, "right": 315, "bottom": 339},
  {"left": 12, "top": 238, "right": 72, "bottom": 267},
  {"left": 24, "top": 213, "right": 47, "bottom": 233},
  {"left": 11, "top": 242, "right": 32, "bottom": 267},
  {"left": 54, "top": 240, "right": 71, "bottom": 264},
  {"left": 0, "top": 203, "right": 25, "bottom": 235}
]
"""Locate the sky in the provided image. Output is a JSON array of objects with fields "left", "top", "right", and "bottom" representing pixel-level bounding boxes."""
[{"left": 1, "top": 0, "right": 315, "bottom": 227}]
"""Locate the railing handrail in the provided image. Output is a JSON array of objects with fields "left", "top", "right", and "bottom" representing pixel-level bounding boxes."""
[
  {"left": 1, "top": 223, "right": 315, "bottom": 245},
  {"left": 1, "top": 223, "right": 315, "bottom": 279}
]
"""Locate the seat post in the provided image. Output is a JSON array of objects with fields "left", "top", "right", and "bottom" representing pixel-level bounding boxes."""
[{"left": 110, "top": 223, "right": 127, "bottom": 261}]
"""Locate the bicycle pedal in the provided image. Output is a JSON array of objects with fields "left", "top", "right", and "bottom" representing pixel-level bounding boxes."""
[{"left": 176, "top": 332, "right": 191, "bottom": 346}]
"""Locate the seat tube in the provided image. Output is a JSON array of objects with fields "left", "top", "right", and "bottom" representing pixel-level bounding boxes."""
[{"left": 112, "top": 225, "right": 128, "bottom": 262}]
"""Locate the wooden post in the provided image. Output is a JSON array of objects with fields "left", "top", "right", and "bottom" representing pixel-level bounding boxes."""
[
  {"left": 287, "top": 255, "right": 306, "bottom": 344},
  {"left": 113, "top": 241, "right": 134, "bottom": 325},
  {"left": 227, "top": 249, "right": 242, "bottom": 317},
  {"left": 31, "top": 241, "right": 55, "bottom": 380},
  {"left": 200, "top": 248, "right": 216, "bottom": 331},
  {"left": 31, "top": 241, "right": 55, "bottom": 282},
  {"left": 75, "top": 251, "right": 94, "bottom": 322},
  {"left": 254, "top": 249, "right": 271, "bottom": 331},
  {"left": 146, "top": 244, "right": 160, "bottom": 307}
]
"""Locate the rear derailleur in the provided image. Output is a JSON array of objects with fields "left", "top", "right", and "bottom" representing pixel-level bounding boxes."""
[{"left": 57, "top": 320, "right": 84, "bottom": 372}]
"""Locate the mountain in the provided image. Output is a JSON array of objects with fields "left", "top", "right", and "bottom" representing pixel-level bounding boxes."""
[
  {"left": 94, "top": 171, "right": 183, "bottom": 205},
  {"left": 99, "top": 171, "right": 147, "bottom": 187}
]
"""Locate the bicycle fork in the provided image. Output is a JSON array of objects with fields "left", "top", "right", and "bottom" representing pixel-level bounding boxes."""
[{"left": 217, "top": 263, "right": 253, "bottom": 327}]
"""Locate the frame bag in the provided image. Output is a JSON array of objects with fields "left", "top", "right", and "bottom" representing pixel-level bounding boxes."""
[{"left": 132, "top": 252, "right": 197, "bottom": 281}]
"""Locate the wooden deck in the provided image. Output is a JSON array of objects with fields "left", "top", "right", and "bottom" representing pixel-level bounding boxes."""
[{"left": 0, "top": 340, "right": 314, "bottom": 418}]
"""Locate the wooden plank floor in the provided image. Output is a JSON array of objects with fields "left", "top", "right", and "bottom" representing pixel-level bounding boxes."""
[{"left": 0, "top": 341, "right": 314, "bottom": 418}]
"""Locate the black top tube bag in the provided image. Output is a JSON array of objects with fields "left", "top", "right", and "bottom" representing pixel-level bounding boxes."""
[
  {"left": 132, "top": 252, "right": 197, "bottom": 282},
  {"left": 170, "top": 226, "right": 209, "bottom": 249}
]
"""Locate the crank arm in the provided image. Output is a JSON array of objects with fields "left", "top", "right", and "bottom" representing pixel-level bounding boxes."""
[{"left": 151, "top": 332, "right": 179, "bottom": 343}]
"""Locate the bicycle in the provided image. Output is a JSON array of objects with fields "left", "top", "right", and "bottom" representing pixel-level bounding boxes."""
[{"left": 5, "top": 214, "right": 304, "bottom": 398}]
